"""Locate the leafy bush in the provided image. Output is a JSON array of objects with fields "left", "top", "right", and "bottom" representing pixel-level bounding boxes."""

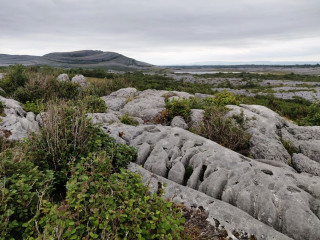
[
  {"left": 300, "top": 101, "right": 320, "bottom": 126},
  {"left": 120, "top": 113, "right": 139, "bottom": 126},
  {"left": 0, "top": 99, "right": 186, "bottom": 240},
  {"left": 194, "top": 105, "right": 251, "bottom": 155},
  {"left": 82, "top": 95, "right": 107, "bottom": 113},
  {"left": 165, "top": 98, "right": 192, "bottom": 122},
  {"left": 213, "top": 91, "right": 238, "bottom": 106},
  {"left": 27, "top": 101, "right": 135, "bottom": 189},
  {"left": 23, "top": 101, "right": 45, "bottom": 114},
  {"left": 0, "top": 65, "right": 28, "bottom": 95},
  {"left": 27, "top": 153, "right": 184, "bottom": 240},
  {"left": 0, "top": 147, "right": 54, "bottom": 239}
]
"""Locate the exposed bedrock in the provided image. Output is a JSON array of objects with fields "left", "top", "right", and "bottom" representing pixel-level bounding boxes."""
[
  {"left": 0, "top": 96, "right": 39, "bottom": 140},
  {"left": 103, "top": 123, "right": 320, "bottom": 240},
  {"left": 129, "top": 163, "right": 292, "bottom": 240},
  {"left": 227, "top": 104, "right": 320, "bottom": 167}
]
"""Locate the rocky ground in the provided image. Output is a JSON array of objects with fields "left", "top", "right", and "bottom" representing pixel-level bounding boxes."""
[
  {"left": 154, "top": 72, "right": 320, "bottom": 102},
  {"left": 1, "top": 85, "right": 320, "bottom": 240}
]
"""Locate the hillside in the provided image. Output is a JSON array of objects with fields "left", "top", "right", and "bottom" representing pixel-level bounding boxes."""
[{"left": 0, "top": 50, "right": 153, "bottom": 70}]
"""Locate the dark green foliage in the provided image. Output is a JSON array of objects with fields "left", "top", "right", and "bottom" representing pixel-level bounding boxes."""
[
  {"left": 195, "top": 105, "right": 251, "bottom": 155},
  {"left": 238, "top": 95, "right": 312, "bottom": 123},
  {"left": 81, "top": 95, "right": 107, "bottom": 113},
  {"left": 0, "top": 147, "right": 54, "bottom": 239},
  {"left": 0, "top": 65, "right": 28, "bottom": 94},
  {"left": 165, "top": 98, "right": 192, "bottom": 122},
  {"left": 25, "top": 154, "right": 184, "bottom": 239},
  {"left": 300, "top": 101, "right": 320, "bottom": 126},
  {"left": 120, "top": 113, "right": 139, "bottom": 126},
  {"left": 0, "top": 101, "right": 5, "bottom": 115},
  {"left": 23, "top": 101, "right": 45, "bottom": 114}
]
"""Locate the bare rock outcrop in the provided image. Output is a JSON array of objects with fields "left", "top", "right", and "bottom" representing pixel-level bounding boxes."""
[
  {"left": 0, "top": 96, "right": 39, "bottom": 140},
  {"left": 103, "top": 123, "right": 320, "bottom": 240},
  {"left": 71, "top": 74, "right": 88, "bottom": 87}
]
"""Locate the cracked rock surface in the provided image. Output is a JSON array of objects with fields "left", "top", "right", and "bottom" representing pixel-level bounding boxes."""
[{"left": 92, "top": 88, "right": 320, "bottom": 240}]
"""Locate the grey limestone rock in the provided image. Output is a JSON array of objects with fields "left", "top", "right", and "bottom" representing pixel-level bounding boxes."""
[
  {"left": 129, "top": 163, "right": 292, "bottom": 240},
  {"left": 101, "top": 88, "right": 137, "bottom": 111},
  {"left": 57, "top": 73, "right": 70, "bottom": 82},
  {"left": 87, "top": 112, "right": 120, "bottom": 125},
  {"left": 71, "top": 74, "right": 88, "bottom": 87},
  {"left": 104, "top": 122, "right": 320, "bottom": 240},
  {"left": 168, "top": 161, "right": 185, "bottom": 185},
  {"left": 227, "top": 104, "right": 292, "bottom": 163},
  {"left": 0, "top": 96, "right": 39, "bottom": 140},
  {"left": 170, "top": 116, "right": 188, "bottom": 129},
  {"left": 292, "top": 153, "right": 320, "bottom": 176},
  {"left": 190, "top": 109, "right": 204, "bottom": 128}
]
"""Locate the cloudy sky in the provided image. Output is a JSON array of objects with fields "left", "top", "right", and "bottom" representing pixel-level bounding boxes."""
[{"left": 0, "top": 0, "right": 319, "bottom": 65}]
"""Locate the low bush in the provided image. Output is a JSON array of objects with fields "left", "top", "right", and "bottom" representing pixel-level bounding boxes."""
[
  {"left": 23, "top": 101, "right": 45, "bottom": 114},
  {"left": 0, "top": 65, "right": 28, "bottom": 95},
  {"left": 0, "top": 99, "right": 186, "bottom": 239},
  {"left": 81, "top": 95, "right": 107, "bottom": 113},
  {"left": 120, "top": 113, "right": 139, "bottom": 126},
  {"left": 165, "top": 98, "right": 192, "bottom": 122},
  {"left": 194, "top": 105, "right": 251, "bottom": 155},
  {"left": 300, "top": 101, "right": 320, "bottom": 126},
  {"left": 213, "top": 91, "right": 238, "bottom": 106},
  {"left": 26, "top": 153, "right": 184, "bottom": 240}
]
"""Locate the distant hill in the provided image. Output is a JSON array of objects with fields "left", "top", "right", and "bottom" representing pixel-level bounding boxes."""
[{"left": 0, "top": 50, "right": 153, "bottom": 70}]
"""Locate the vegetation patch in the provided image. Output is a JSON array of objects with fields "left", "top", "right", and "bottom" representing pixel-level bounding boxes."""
[
  {"left": 0, "top": 100, "right": 187, "bottom": 239},
  {"left": 120, "top": 113, "right": 139, "bottom": 126}
]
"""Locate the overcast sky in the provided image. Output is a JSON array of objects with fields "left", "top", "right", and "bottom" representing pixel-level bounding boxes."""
[{"left": 0, "top": 0, "right": 319, "bottom": 65}]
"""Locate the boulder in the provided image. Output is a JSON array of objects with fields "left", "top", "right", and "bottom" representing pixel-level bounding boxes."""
[
  {"left": 170, "top": 116, "right": 188, "bottom": 129},
  {"left": 0, "top": 96, "right": 39, "bottom": 140},
  {"left": 190, "top": 109, "right": 204, "bottom": 129},
  {"left": 57, "top": 73, "right": 70, "bottom": 82},
  {"left": 71, "top": 74, "right": 88, "bottom": 87}
]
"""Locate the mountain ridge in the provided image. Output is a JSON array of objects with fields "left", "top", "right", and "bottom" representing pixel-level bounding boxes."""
[{"left": 0, "top": 50, "right": 153, "bottom": 69}]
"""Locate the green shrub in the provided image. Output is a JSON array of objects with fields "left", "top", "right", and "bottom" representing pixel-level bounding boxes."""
[
  {"left": 23, "top": 101, "right": 45, "bottom": 114},
  {"left": 213, "top": 91, "right": 238, "bottom": 106},
  {"left": 300, "top": 101, "right": 320, "bottom": 126},
  {"left": 0, "top": 65, "right": 28, "bottom": 95},
  {"left": 56, "top": 81, "right": 80, "bottom": 100},
  {"left": 0, "top": 147, "right": 54, "bottom": 239},
  {"left": 82, "top": 95, "right": 107, "bottom": 113},
  {"left": 165, "top": 97, "right": 192, "bottom": 122},
  {"left": 27, "top": 153, "right": 184, "bottom": 240},
  {"left": 120, "top": 113, "right": 139, "bottom": 126},
  {"left": 194, "top": 105, "right": 251, "bottom": 155}
]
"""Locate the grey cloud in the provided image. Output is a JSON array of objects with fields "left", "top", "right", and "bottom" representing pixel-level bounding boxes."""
[{"left": 0, "top": 0, "right": 319, "bottom": 64}]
